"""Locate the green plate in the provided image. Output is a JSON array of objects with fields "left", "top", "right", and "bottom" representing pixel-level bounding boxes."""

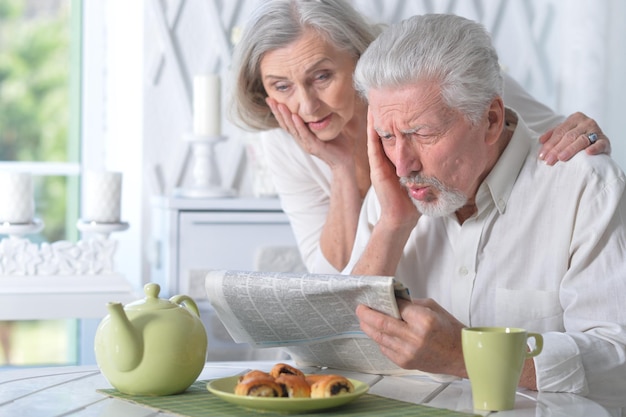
[{"left": 206, "top": 376, "right": 369, "bottom": 413}]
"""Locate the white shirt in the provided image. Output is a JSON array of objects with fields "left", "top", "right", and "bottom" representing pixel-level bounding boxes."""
[
  {"left": 348, "top": 113, "right": 626, "bottom": 410},
  {"left": 261, "top": 74, "right": 565, "bottom": 273}
]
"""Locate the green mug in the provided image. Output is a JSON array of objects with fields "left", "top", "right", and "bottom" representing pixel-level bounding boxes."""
[{"left": 462, "top": 327, "right": 543, "bottom": 411}]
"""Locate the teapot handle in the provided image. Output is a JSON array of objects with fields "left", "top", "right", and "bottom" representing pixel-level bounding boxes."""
[{"left": 169, "top": 295, "right": 201, "bottom": 317}]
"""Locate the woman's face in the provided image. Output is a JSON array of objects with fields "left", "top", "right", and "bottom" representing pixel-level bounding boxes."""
[{"left": 260, "top": 28, "right": 360, "bottom": 141}]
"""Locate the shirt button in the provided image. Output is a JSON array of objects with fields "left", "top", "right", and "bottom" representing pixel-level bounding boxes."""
[{"left": 459, "top": 266, "right": 469, "bottom": 276}]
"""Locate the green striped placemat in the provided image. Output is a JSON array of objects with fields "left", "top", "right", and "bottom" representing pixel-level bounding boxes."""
[{"left": 98, "top": 380, "right": 478, "bottom": 416}]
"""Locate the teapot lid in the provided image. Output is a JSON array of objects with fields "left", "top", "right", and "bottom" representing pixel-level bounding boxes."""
[{"left": 124, "top": 283, "right": 176, "bottom": 311}]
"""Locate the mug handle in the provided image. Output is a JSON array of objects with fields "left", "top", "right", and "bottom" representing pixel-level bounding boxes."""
[{"left": 526, "top": 333, "right": 543, "bottom": 358}]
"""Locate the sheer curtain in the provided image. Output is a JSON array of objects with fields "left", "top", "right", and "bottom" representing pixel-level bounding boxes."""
[{"left": 558, "top": 1, "right": 608, "bottom": 138}]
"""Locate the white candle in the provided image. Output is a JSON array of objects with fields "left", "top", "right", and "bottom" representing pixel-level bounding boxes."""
[
  {"left": 193, "top": 74, "right": 221, "bottom": 136},
  {"left": 83, "top": 171, "right": 122, "bottom": 223},
  {"left": 0, "top": 172, "right": 34, "bottom": 224}
]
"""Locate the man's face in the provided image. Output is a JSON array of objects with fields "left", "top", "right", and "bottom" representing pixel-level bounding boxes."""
[{"left": 369, "top": 80, "right": 491, "bottom": 217}]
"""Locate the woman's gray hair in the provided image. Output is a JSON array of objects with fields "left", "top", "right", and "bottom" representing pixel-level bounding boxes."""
[
  {"left": 354, "top": 14, "right": 503, "bottom": 125},
  {"left": 230, "top": 0, "right": 382, "bottom": 131}
]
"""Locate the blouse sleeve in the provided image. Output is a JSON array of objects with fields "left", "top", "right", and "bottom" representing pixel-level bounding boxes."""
[
  {"left": 502, "top": 72, "right": 565, "bottom": 134},
  {"left": 260, "top": 129, "right": 339, "bottom": 273}
]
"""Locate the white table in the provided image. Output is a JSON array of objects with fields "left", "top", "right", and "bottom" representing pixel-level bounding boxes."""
[{"left": 0, "top": 361, "right": 613, "bottom": 417}]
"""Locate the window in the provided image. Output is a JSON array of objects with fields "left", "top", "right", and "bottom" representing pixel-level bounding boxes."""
[
  {"left": 0, "top": 0, "right": 80, "bottom": 367},
  {"left": 0, "top": 0, "right": 80, "bottom": 239}
]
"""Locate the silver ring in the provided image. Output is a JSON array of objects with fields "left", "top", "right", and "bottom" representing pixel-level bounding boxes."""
[{"left": 587, "top": 132, "right": 598, "bottom": 145}]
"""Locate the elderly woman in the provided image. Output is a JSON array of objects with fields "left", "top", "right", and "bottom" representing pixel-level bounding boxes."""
[{"left": 230, "top": 0, "right": 609, "bottom": 274}]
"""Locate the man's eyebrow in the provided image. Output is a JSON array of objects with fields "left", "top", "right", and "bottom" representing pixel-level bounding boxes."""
[
  {"left": 374, "top": 127, "right": 391, "bottom": 137},
  {"left": 375, "top": 126, "right": 425, "bottom": 137},
  {"left": 400, "top": 127, "right": 421, "bottom": 135}
]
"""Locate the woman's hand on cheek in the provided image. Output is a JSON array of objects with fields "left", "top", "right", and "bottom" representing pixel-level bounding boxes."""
[
  {"left": 266, "top": 98, "right": 355, "bottom": 167},
  {"left": 266, "top": 97, "right": 322, "bottom": 155},
  {"left": 266, "top": 97, "right": 294, "bottom": 134}
]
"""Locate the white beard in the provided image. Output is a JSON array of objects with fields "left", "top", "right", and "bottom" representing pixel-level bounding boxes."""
[{"left": 400, "top": 174, "right": 467, "bottom": 217}]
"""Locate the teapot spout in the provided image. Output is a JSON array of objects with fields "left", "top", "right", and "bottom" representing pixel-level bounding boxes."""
[{"left": 106, "top": 302, "right": 143, "bottom": 372}]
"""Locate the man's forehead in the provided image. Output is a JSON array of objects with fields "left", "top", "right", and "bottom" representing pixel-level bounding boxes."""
[
  {"left": 369, "top": 82, "right": 442, "bottom": 110},
  {"left": 368, "top": 85, "right": 448, "bottom": 129}
]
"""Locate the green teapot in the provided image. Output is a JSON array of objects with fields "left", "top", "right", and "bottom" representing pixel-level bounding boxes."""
[{"left": 94, "top": 283, "right": 208, "bottom": 396}]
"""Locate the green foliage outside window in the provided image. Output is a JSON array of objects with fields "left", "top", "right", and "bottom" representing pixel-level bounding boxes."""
[{"left": 0, "top": 0, "right": 73, "bottom": 242}]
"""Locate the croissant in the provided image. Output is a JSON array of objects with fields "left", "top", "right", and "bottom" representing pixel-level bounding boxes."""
[
  {"left": 309, "top": 375, "right": 355, "bottom": 398},
  {"left": 275, "top": 374, "right": 311, "bottom": 398},
  {"left": 234, "top": 378, "right": 283, "bottom": 397},
  {"left": 269, "top": 362, "right": 305, "bottom": 379}
]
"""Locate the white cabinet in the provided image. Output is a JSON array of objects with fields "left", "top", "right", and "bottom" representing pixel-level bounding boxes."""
[
  {"left": 178, "top": 210, "right": 299, "bottom": 293},
  {"left": 150, "top": 197, "right": 302, "bottom": 297}
]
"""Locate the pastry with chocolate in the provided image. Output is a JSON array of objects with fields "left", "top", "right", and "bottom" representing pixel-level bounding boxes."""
[
  {"left": 309, "top": 375, "right": 355, "bottom": 398},
  {"left": 238, "top": 369, "right": 271, "bottom": 383},
  {"left": 275, "top": 374, "right": 311, "bottom": 398},
  {"left": 269, "top": 362, "right": 305, "bottom": 379},
  {"left": 234, "top": 378, "right": 283, "bottom": 397}
]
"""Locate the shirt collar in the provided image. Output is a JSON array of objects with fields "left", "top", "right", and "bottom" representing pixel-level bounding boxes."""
[{"left": 476, "top": 108, "right": 534, "bottom": 215}]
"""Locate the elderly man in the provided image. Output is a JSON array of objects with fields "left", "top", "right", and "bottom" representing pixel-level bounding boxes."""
[{"left": 348, "top": 13, "right": 626, "bottom": 411}]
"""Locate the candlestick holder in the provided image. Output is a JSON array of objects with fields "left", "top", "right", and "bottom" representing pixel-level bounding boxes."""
[
  {"left": 0, "top": 218, "right": 44, "bottom": 238},
  {"left": 174, "top": 133, "right": 235, "bottom": 198},
  {"left": 76, "top": 220, "right": 130, "bottom": 239}
]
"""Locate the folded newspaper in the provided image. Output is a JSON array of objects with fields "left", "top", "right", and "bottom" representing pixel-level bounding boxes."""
[{"left": 204, "top": 269, "right": 451, "bottom": 377}]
